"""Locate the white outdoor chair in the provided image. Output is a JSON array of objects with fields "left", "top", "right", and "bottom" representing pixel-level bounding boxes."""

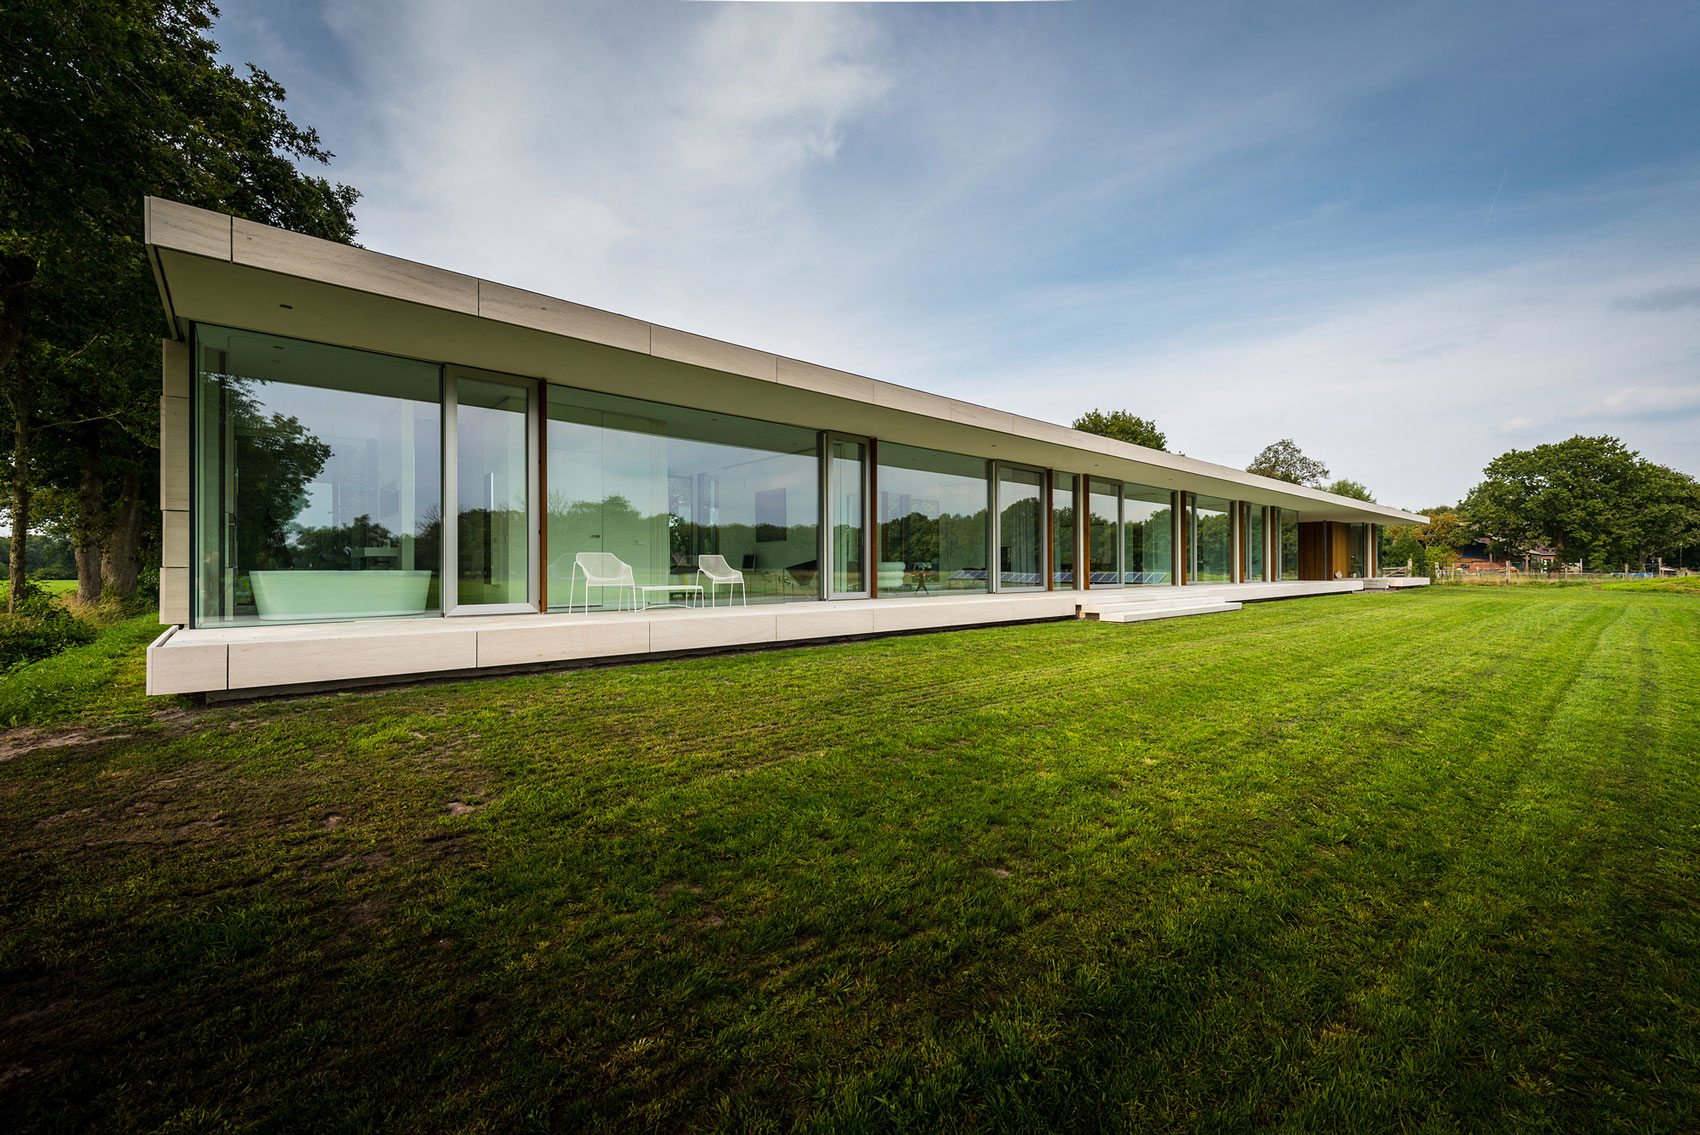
[
  {"left": 568, "top": 552, "right": 637, "bottom": 613},
  {"left": 696, "top": 554, "right": 746, "bottom": 607}
]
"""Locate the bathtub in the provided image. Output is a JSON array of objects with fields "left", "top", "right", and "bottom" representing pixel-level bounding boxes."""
[{"left": 249, "top": 570, "right": 435, "bottom": 621}]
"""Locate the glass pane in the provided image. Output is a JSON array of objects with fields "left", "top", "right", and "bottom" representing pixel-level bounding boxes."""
[
  {"left": 1122, "top": 485, "right": 1173, "bottom": 585},
  {"left": 1088, "top": 478, "right": 1120, "bottom": 586},
  {"left": 1246, "top": 505, "right": 1266, "bottom": 582},
  {"left": 876, "top": 444, "right": 989, "bottom": 596},
  {"left": 544, "top": 386, "right": 820, "bottom": 608},
  {"left": 1193, "top": 494, "right": 1233, "bottom": 582},
  {"left": 997, "top": 467, "right": 1044, "bottom": 589},
  {"left": 831, "top": 439, "right": 865, "bottom": 595},
  {"left": 192, "top": 325, "right": 442, "bottom": 627},
  {"left": 1348, "top": 522, "right": 1367, "bottom": 579},
  {"left": 1052, "top": 474, "right": 1077, "bottom": 587},
  {"left": 455, "top": 377, "right": 529, "bottom": 607},
  {"left": 1281, "top": 509, "right": 1300, "bottom": 579}
]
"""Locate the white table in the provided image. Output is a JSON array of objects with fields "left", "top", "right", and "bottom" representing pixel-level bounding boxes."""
[{"left": 639, "top": 583, "right": 704, "bottom": 610}]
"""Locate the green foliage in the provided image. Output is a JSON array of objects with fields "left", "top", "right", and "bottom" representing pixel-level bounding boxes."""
[
  {"left": 0, "top": 612, "right": 159, "bottom": 725},
  {"left": 1324, "top": 477, "right": 1375, "bottom": 502},
  {"left": 1383, "top": 508, "right": 1467, "bottom": 574},
  {"left": 0, "top": 533, "right": 76, "bottom": 578},
  {"left": 0, "top": 0, "right": 361, "bottom": 599},
  {"left": 1071, "top": 408, "right": 1170, "bottom": 452},
  {"left": 1247, "top": 438, "right": 1330, "bottom": 486},
  {"left": 0, "top": 580, "right": 96, "bottom": 670},
  {"left": 1460, "top": 435, "right": 1700, "bottom": 569}
]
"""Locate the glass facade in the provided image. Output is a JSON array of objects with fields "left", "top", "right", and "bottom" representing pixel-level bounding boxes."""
[
  {"left": 1122, "top": 485, "right": 1174, "bottom": 585},
  {"left": 1191, "top": 494, "right": 1233, "bottom": 583},
  {"left": 1088, "top": 479, "right": 1121, "bottom": 586},
  {"left": 829, "top": 439, "right": 866, "bottom": 596},
  {"left": 454, "top": 376, "right": 531, "bottom": 609},
  {"left": 193, "top": 325, "right": 442, "bottom": 627},
  {"left": 877, "top": 444, "right": 989, "bottom": 595},
  {"left": 1245, "top": 504, "right": 1266, "bottom": 583},
  {"left": 1052, "top": 475, "right": 1078, "bottom": 587},
  {"left": 544, "top": 386, "right": 820, "bottom": 609},
  {"left": 996, "top": 467, "right": 1044, "bottom": 589},
  {"left": 190, "top": 323, "right": 1351, "bottom": 629}
]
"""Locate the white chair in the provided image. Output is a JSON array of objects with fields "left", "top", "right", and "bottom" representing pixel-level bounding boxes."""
[
  {"left": 568, "top": 552, "right": 637, "bottom": 613},
  {"left": 697, "top": 554, "right": 746, "bottom": 607}
]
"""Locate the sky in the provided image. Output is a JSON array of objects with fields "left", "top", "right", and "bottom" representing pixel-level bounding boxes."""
[{"left": 211, "top": 0, "right": 1700, "bottom": 510}]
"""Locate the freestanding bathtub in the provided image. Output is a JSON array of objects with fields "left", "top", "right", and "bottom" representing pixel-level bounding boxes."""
[{"left": 249, "top": 570, "right": 435, "bottom": 621}]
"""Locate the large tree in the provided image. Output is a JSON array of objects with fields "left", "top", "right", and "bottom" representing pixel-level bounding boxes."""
[
  {"left": 1324, "top": 477, "right": 1375, "bottom": 502},
  {"left": 1247, "top": 439, "right": 1330, "bottom": 486},
  {"left": 1460, "top": 435, "right": 1698, "bottom": 570},
  {"left": 1072, "top": 408, "right": 1170, "bottom": 452},
  {"left": 0, "top": 0, "right": 358, "bottom": 608}
]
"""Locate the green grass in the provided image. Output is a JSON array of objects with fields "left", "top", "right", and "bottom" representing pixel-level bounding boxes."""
[{"left": 1, "top": 587, "right": 1697, "bottom": 1133}]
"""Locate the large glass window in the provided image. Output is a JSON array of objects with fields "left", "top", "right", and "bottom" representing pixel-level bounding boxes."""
[
  {"left": 1088, "top": 479, "right": 1121, "bottom": 587},
  {"left": 192, "top": 325, "right": 442, "bottom": 627},
  {"left": 1348, "top": 522, "right": 1367, "bottom": 579},
  {"left": 829, "top": 439, "right": 866, "bottom": 597},
  {"left": 1052, "top": 474, "right": 1078, "bottom": 587},
  {"left": 545, "top": 386, "right": 821, "bottom": 608},
  {"left": 1280, "top": 509, "right": 1300, "bottom": 580},
  {"left": 453, "top": 375, "right": 531, "bottom": 610},
  {"left": 1122, "top": 485, "right": 1174, "bottom": 585},
  {"left": 1245, "top": 504, "right": 1266, "bottom": 582},
  {"left": 1191, "top": 495, "right": 1233, "bottom": 583},
  {"left": 996, "top": 466, "right": 1044, "bottom": 589},
  {"left": 876, "top": 444, "right": 989, "bottom": 595}
]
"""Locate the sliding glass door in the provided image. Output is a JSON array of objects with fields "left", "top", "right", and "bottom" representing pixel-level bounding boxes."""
[
  {"left": 445, "top": 369, "right": 538, "bottom": 614},
  {"left": 826, "top": 436, "right": 868, "bottom": 598}
]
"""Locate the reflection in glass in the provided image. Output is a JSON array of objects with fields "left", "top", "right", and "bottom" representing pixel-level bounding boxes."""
[
  {"left": 1192, "top": 494, "right": 1233, "bottom": 582},
  {"left": 1348, "top": 522, "right": 1367, "bottom": 579},
  {"left": 455, "top": 377, "right": 530, "bottom": 607},
  {"left": 1122, "top": 485, "right": 1173, "bottom": 584},
  {"left": 1281, "top": 509, "right": 1300, "bottom": 580},
  {"left": 1245, "top": 504, "right": 1266, "bottom": 582},
  {"left": 877, "top": 444, "right": 989, "bottom": 595},
  {"left": 544, "top": 387, "right": 820, "bottom": 607},
  {"left": 831, "top": 439, "right": 865, "bottom": 596},
  {"left": 997, "top": 467, "right": 1044, "bottom": 589},
  {"left": 1088, "top": 479, "right": 1121, "bottom": 586},
  {"left": 1052, "top": 474, "right": 1078, "bottom": 587},
  {"left": 192, "top": 324, "right": 441, "bottom": 627}
]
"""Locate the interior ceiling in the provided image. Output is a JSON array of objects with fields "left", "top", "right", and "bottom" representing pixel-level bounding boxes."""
[{"left": 155, "top": 248, "right": 1425, "bottom": 526}]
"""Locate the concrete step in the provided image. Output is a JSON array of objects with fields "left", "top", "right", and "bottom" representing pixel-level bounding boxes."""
[{"left": 1089, "top": 600, "right": 1242, "bottom": 624}]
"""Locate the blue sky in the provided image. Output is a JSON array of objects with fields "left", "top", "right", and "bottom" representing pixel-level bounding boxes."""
[{"left": 214, "top": 0, "right": 1700, "bottom": 508}]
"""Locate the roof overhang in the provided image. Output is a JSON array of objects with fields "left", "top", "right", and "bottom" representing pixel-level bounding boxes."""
[{"left": 144, "top": 197, "right": 1427, "bottom": 527}]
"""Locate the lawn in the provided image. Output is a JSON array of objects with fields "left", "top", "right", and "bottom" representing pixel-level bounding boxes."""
[{"left": 1, "top": 586, "right": 1697, "bottom": 1133}]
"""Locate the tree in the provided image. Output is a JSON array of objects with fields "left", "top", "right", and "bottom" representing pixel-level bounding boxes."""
[
  {"left": 1324, "top": 478, "right": 1375, "bottom": 502},
  {"left": 1459, "top": 436, "right": 1694, "bottom": 570},
  {"left": 1072, "top": 409, "right": 1170, "bottom": 452},
  {"left": 1384, "top": 507, "right": 1466, "bottom": 575},
  {"left": 1247, "top": 439, "right": 1329, "bottom": 486},
  {"left": 0, "top": 0, "right": 359, "bottom": 609}
]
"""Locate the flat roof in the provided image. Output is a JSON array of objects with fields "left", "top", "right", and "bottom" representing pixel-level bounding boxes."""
[{"left": 144, "top": 197, "right": 1426, "bottom": 526}]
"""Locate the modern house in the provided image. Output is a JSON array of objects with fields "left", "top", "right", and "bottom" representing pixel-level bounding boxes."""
[{"left": 143, "top": 198, "right": 1427, "bottom": 698}]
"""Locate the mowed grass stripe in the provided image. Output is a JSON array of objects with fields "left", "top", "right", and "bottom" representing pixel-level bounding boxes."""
[{"left": 1, "top": 587, "right": 1697, "bottom": 1133}]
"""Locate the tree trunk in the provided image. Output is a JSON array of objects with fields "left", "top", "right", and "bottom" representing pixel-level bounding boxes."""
[
  {"left": 8, "top": 396, "right": 30, "bottom": 612},
  {"left": 0, "top": 254, "right": 34, "bottom": 377},
  {"left": 74, "top": 430, "right": 105, "bottom": 604},
  {"left": 102, "top": 473, "right": 144, "bottom": 598}
]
